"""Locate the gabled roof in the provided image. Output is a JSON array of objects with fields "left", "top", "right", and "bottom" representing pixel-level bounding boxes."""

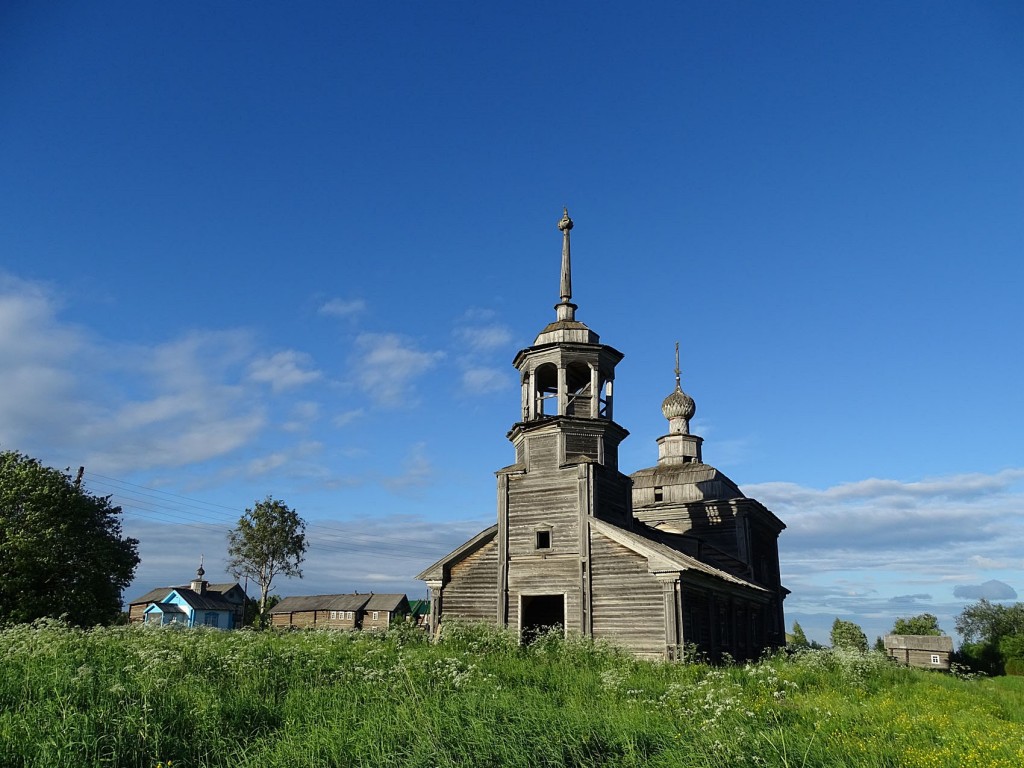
[
  {"left": 590, "top": 518, "right": 768, "bottom": 592},
  {"left": 270, "top": 594, "right": 371, "bottom": 614},
  {"left": 416, "top": 524, "right": 498, "bottom": 581},
  {"left": 129, "top": 582, "right": 245, "bottom": 605},
  {"left": 144, "top": 602, "right": 186, "bottom": 614},
  {"left": 408, "top": 599, "right": 430, "bottom": 616},
  {"left": 884, "top": 634, "right": 954, "bottom": 652},
  {"left": 364, "top": 593, "right": 408, "bottom": 612},
  {"left": 169, "top": 588, "right": 237, "bottom": 612}
]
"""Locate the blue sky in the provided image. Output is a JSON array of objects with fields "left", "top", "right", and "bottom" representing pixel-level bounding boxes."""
[{"left": 2, "top": 1, "right": 1021, "bottom": 644}]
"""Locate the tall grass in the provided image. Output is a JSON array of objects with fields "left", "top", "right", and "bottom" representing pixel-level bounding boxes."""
[{"left": 1, "top": 619, "right": 1021, "bottom": 768}]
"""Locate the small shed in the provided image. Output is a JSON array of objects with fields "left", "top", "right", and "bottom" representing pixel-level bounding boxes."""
[{"left": 883, "top": 634, "right": 954, "bottom": 670}]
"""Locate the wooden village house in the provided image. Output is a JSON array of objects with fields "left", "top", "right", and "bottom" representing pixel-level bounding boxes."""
[
  {"left": 883, "top": 634, "right": 954, "bottom": 670},
  {"left": 128, "top": 563, "right": 248, "bottom": 629},
  {"left": 418, "top": 210, "right": 788, "bottom": 661},
  {"left": 269, "top": 593, "right": 411, "bottom": 631}
]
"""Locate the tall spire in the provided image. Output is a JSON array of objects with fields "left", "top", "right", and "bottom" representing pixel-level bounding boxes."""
[{"left": 555, "top": 208, "right": 577, "bottom": 321}]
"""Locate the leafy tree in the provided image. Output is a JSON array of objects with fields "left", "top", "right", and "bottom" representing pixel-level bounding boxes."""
[
  {"left": 790, "top": 621, "right": 810, "bottom": 648},
  {"left": 891, "top": 613, "right": 943, "bottom": 636},
  {"left": 830, "top": 618, "right": 868, "bottom": 651},
  {"left": 955, "top": 599, "right": 1024, "bottom": 645},
  {"left": 874, "top": 636, "right": 885, "bottom": 652},
  {"left": 955, "top": 599, "right": 1024, "bottom": 674},
  {"left": 227, "top": 497, "right": 307, "bottom": 623},
  {"left": 0, "top": 451, "right": 140, "bottom": 625}
]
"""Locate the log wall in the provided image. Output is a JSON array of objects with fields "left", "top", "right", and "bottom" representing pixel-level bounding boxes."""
[{"left": 590, "top": 531, "right": 666, "bottom": 658}]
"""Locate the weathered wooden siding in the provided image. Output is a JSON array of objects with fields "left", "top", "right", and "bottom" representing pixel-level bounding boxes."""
[
  {"left": 442, "top": 538, "right": 499, "bottom": 622},
  {"left": 507, "top": 444, "right": 580, "bottom": 558},
  {"left": 590, "top": 530, "right": 666, "bottom": 658},
  {"left": 593, "top": 465, "right": 631, "bottom": 523},
  {"left": 362, "top": 610, "right": 390, "bottom": 632},
  {"left": 128, "top": 604, "right": 149, "bottom": 624},
  {"left": 269, "top": 609, "right": 359, "bottom": 630},
  {"left": 507, "top": 555, "right": 582, "bottom": 632},
  {"left": 887, "top": 649, "right": 951, "bottom": 670}
]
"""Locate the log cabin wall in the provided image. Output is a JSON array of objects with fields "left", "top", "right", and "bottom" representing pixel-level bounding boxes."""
[
  {"left": 589, "top": 530, "right": 666, "bottom": 658},
  {"left": 441, "top": 537, "right": 499, "bottom": 622}
]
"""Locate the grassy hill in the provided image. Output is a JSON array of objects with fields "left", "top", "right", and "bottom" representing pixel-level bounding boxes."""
[{"left": 1, "top": 620, "right": 1021, "bottom": 767}]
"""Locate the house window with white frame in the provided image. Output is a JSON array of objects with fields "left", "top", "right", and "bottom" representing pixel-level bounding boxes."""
[
  {"left": 372, "top": 611, "right": 379, "bottom": 621},
  {"left": 931, "top": 654, "right": 940, "bottom": 664},
  {"left": 330, "top": 611, "right": 337, "bottom": 619}
]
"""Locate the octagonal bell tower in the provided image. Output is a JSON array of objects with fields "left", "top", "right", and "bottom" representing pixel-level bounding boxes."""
[{"left": 496, "top": 209, "right": 633, "bottom": 639}]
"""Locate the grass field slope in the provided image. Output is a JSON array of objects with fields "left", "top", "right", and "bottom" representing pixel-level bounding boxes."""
[{"left": 1, "top": 620, "right": 1021, "bottom": 768}]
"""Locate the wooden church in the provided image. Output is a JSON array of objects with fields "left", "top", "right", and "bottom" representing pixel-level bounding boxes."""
[{"left": 418, "top": 210, "right": 787, "bottom": 660}]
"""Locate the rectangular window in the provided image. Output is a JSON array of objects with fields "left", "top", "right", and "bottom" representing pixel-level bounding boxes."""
[
  {"left": 536, "top": 530, "right": 551, "bottom": 549},
  {"left": 204, "top": 612, "right": 219, "bottom": 627},
  {"left": 654, "top": 486, "right": 664, "bottom": 502},
  {"left": 372, "top": 611, "right": 379, "bottom": 621},
  {"left": 931, "top": 654, "right": 940, "bottom": 664},
  {"left": 330, "top": 611, "right": 337, "bottom": 620}
]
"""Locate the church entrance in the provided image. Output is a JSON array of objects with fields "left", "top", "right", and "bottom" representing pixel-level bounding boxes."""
[{"left": 520, "top": 594, "right": 565, "bottom": 644}]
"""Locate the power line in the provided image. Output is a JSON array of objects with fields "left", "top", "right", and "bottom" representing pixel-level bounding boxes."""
[{"left": 84, "top": 470, "right": 470, "bottom": 562}]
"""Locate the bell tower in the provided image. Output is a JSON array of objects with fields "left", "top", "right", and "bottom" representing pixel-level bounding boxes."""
[{"left": 496, "top": 209, "right": 633, "bottom": 639}]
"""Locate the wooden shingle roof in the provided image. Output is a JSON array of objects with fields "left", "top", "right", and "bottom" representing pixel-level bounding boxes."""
[
  {"left": 883, "top": 634, "right": 954, "bottom": 652},
  {"left": 270, "top": 594, "right": 372, "bottom": 613},
  {"left": 129, "top": 583, "right": 243, "bottom": 606},
  {"left": 364, "top": 594, "right": 408, "bottom": 612}
]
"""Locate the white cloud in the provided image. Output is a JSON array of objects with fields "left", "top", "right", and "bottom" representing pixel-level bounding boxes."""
[
  {"left": 757, "top": 468, "right": 1024, "bottom": 643},
  {"left": 454, "top": 324, "right": 513, "bottom": 351},
  {"left": 383, "top": 442, "right": 434, "bottom": 492},
  {"left": 332, "top": 408, "right": 364, "bottom": 428},
  {"left": 461, "top": 366, "right": 509, "bottom": 394},
  {"left": 0, "top": 275, "right": 341, "bottom": 475},
  {"left": 352, "top": 333, "right": 444, "bottom": 407},
  {"left": 319, "top": 298, "right": 366, "bottom": 318},
  {"left": 247, "top": 350, "right": 322, "bottom": 392},
  {"left": 282, "top": 401, "right": 321, "bottom": 432}
]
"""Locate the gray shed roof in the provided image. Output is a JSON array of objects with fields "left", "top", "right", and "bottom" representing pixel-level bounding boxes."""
[
  {"left": 364, "top": 593, "right": 408, "bottom": 612},
  {"left": 146, "top": 602, "right": 186, "bottom": 614},
  {"left": 590, "top": 518, "right": 768, "bottom": 591},
  {"left": 270, "top": 594, "right": 372, "bottom": 613},
  {"left": 170, "top": 588, "right": 238, "bottom": 612},
  {"left": 129, "top": 582, "right": 243, "bottom": 605},
  {"left": 884, "top": 634, "right": 954, "bottom": 652}
]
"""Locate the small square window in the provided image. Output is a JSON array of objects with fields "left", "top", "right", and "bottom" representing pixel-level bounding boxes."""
[
  {"left": 536, "top": 530, "right": 551, "bottom": 549},
  {"left": 931, "top": 654, "right": 940, "bottom": 664}
]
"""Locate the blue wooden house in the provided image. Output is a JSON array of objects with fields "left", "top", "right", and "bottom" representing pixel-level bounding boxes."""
[{"left": 141, "top": 563, "right": 240, "bottom": 629}]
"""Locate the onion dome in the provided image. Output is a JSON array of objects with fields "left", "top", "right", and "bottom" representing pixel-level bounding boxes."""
[
  {"left": 662, "top": 342, "right": 696, "bottom": 435},
  {"left": 662, "top": 386, "right": 695, "bottom": 422}
]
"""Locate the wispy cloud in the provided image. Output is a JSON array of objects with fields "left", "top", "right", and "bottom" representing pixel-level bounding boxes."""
[
  {"left": 461, "top": 366, "right": 510, "bottom": 394},
  {"left": 383, "top": 442, "right": 434, "bottom": 492},
  {"left": 757, "top": 468, "right": 1024, "bottom": 642},
  {"left": 332, "top": 408, "right": 364, "bottom": 428},
  {"left": 319, "top": 298, "right": 366, "bottom": 318},
  {"left": 351, "top": 333, "right": 444, "bottom": 407},
  {"left": 454, "top": 325, "right": 513, "bottom": 351},
  {"left": 0, "top": 275, "right": 336, "bottom": 476},
  {"left": 247, "top": 350, "right": 322, "bottom": 392}
]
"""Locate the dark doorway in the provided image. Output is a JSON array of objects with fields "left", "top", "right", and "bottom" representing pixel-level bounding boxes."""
[{"left": 520, "top": 594, "right": 565, "bottom": 644}]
